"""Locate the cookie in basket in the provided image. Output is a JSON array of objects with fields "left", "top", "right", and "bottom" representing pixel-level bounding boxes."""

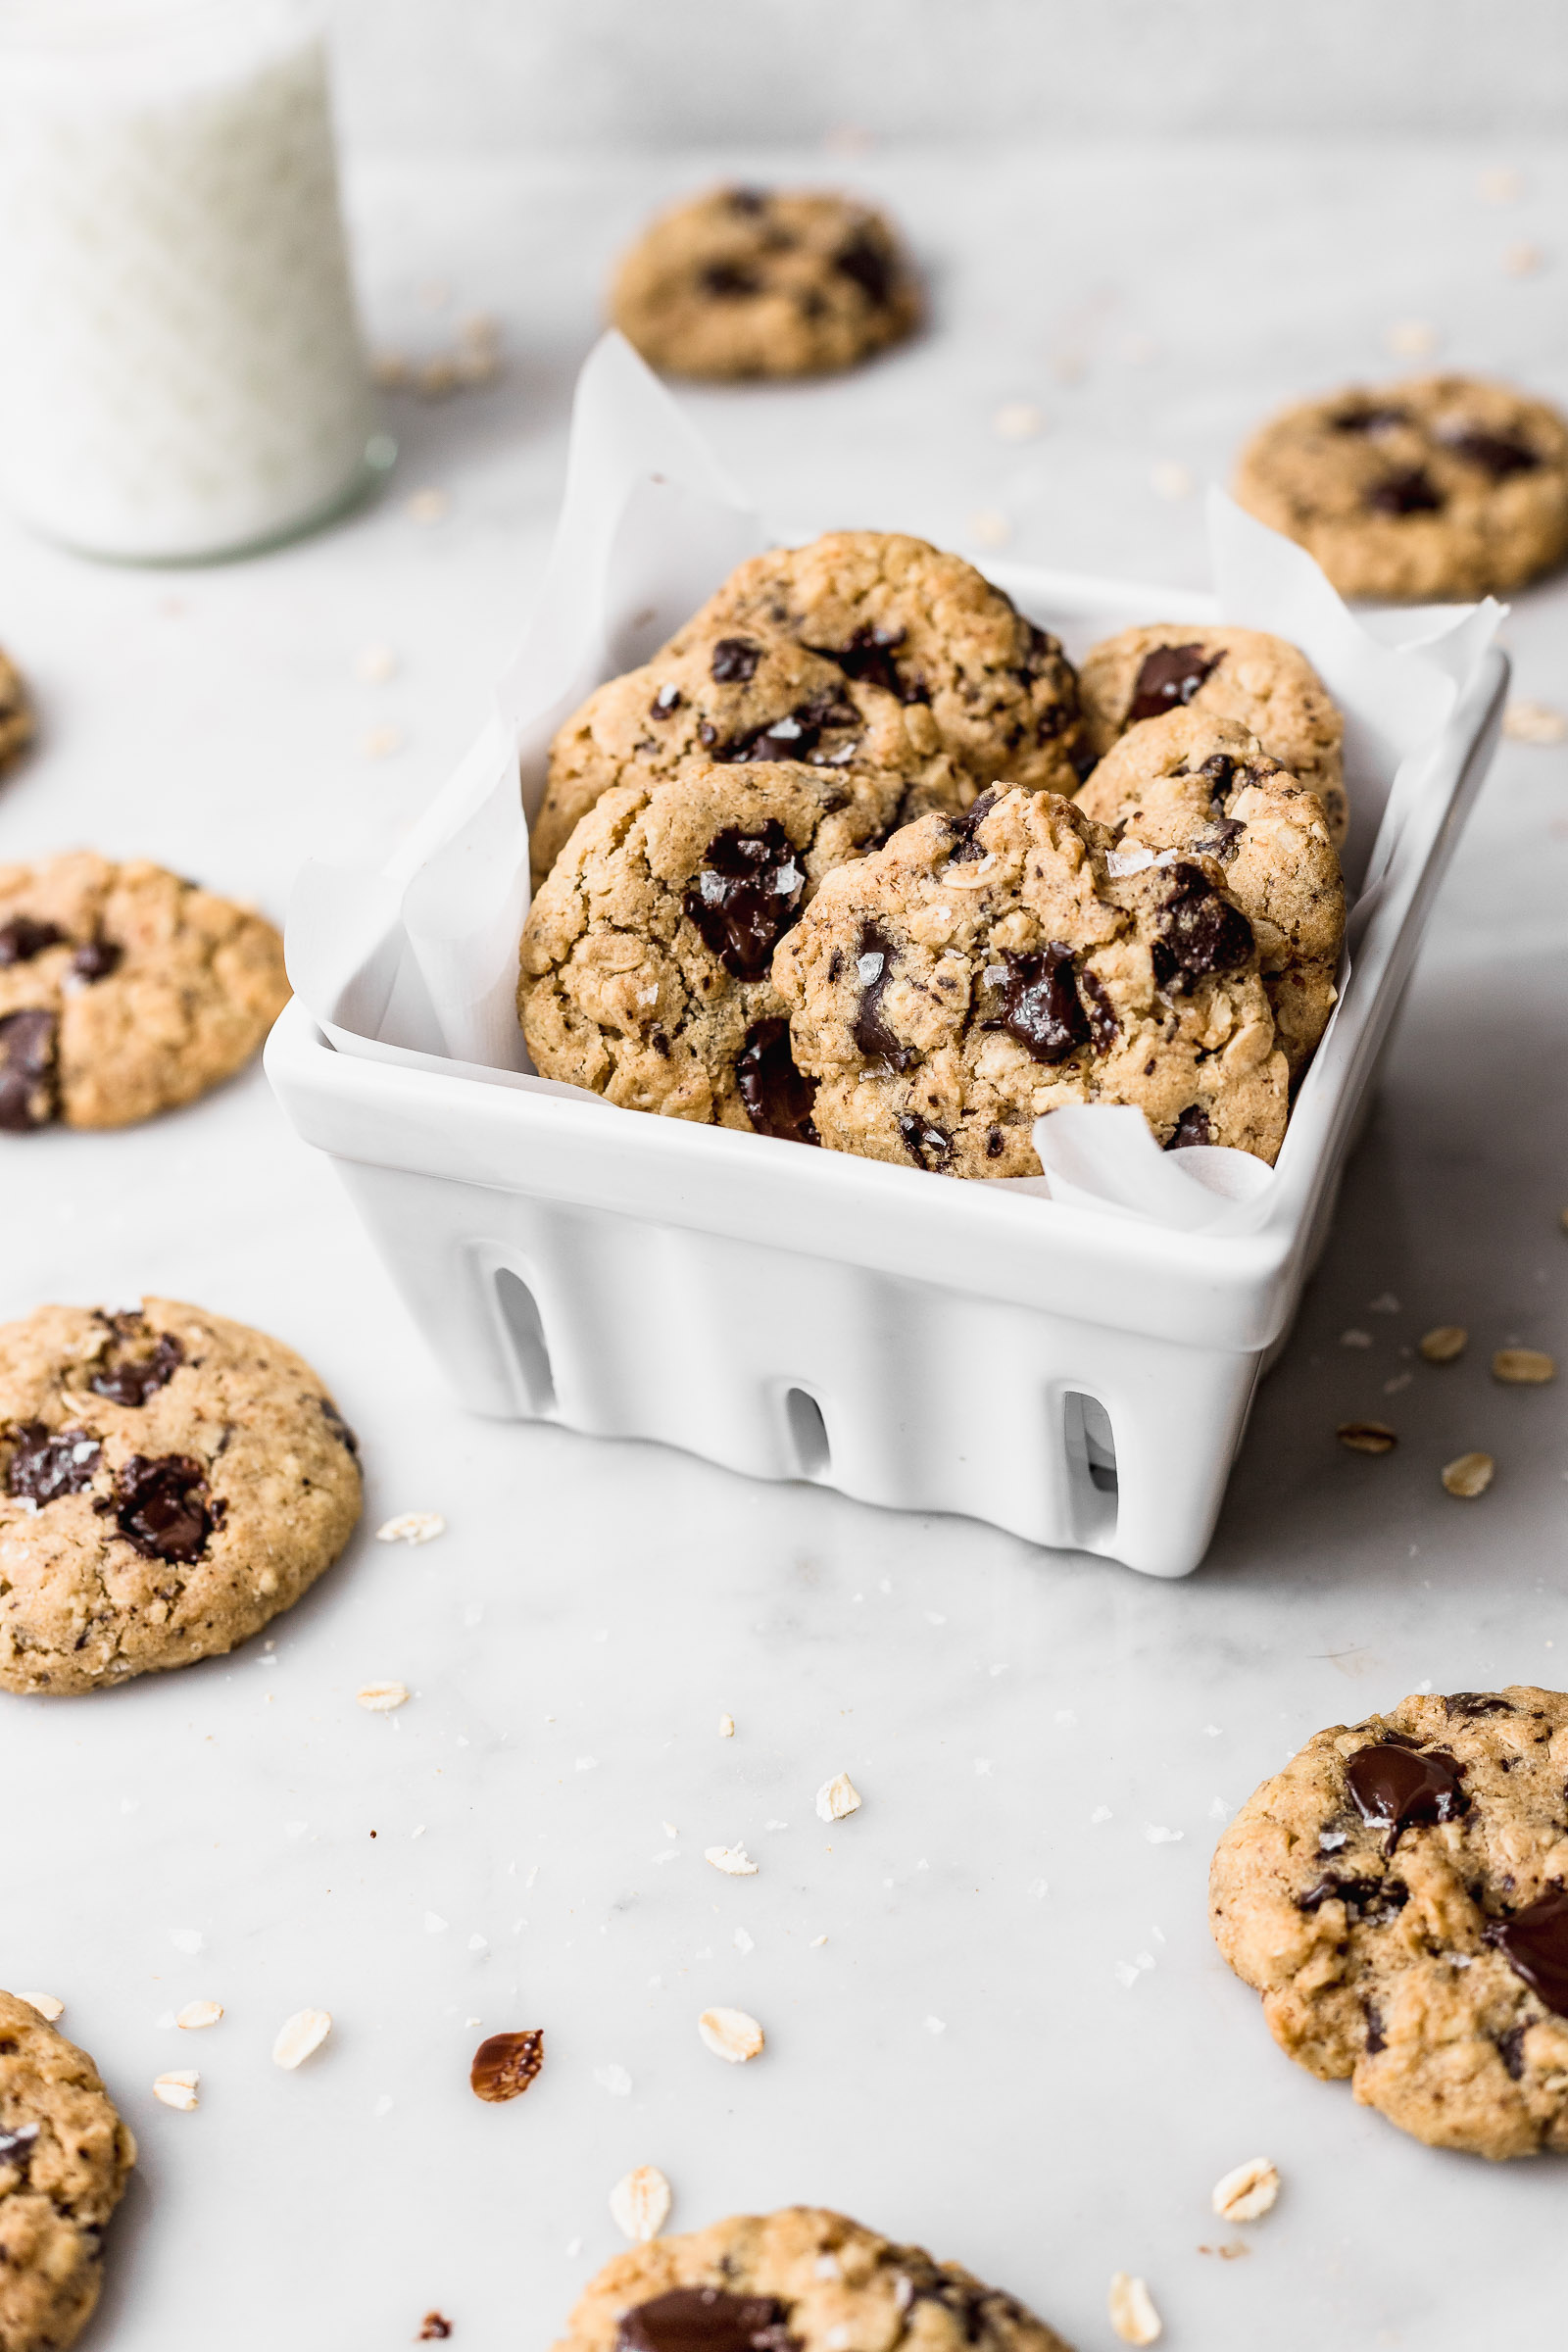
[
  {"left": 773, "top": 785, "right": 1288, "bottom": 1179},
  {"left": 1077, "top": 620, "right": 1346, "bottom": 845},
  {"left": 1234, "top": 373, "right": 1568, "bottom": 600},
  {"left": 521, "top": 759, "right": 919, "bottom": 1142},
  {"left": 0, "top": 1990, "right": 136, "bottom": 2352},
  {"left": 0, "top": 852, "right": 289, "bottom": 1132},
  {"left": 0, "top": 1298, "right": 362, "bottom": 1694},
  {"left": 0, "top": 645, "right": 33, "bottom": 774},
  {"left": 611, "top": 186, "right": 920, "bottom": 380},
  {"left": 554, "top": 2205, "right": 1073, "bottom": 2352},
  {"left": 1211, "top": 1687, "right": 1568, "bottom": 2160},
  {"left": 1074, "top": 708, "right": 1345, "bottom": 1082},
  {"left": 533, "top": 614, "right": 971, "bottom": 887}
]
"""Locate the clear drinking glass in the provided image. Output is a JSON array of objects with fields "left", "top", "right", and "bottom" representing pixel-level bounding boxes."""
[{"left": 0, "top": 0, "right": 387, "bottom": 562}]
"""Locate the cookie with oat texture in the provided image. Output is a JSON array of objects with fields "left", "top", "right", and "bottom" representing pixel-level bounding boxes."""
[{"left": 0, "top": 1991, "right": 136, "bottom": 2352}]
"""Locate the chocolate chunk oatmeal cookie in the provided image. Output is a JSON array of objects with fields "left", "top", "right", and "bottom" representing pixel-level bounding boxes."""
[
  {"left": 0, "top": 648, "right": 33, "bottom": 775},
  {"left": 0, "top": 1991, "right": 135, "bottom": 2352},
  {"left": 772, "top": 785, "right": 1287, "bottom": 1179},
  {"left": 0, "top": 1298, "right": 362, "bottom": 1694},
  {"left": 1077, "top": 622, "right": 1346, "bottom": 846},
  {"left": 611, "top": 186, "right": 920, "bottom": 380},
  {"left": 1075, "top": 709, "right": 1345, "bottom": 1082},
  {"left": 1211, "top": 1687, "right": 1568, "bottom": 2159},
  {"left": 1235, "top": 374, "right": 1568, "bottom": 600},
  {"left": 553, "top": 2206, "right": 1073, "bottom": 2352},
  {"left": 0, "top": 853, "right": 289, "bottom": 1132}
]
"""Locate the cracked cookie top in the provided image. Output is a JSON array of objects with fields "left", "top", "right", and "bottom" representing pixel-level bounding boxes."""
[{"left": 0, "top": 1988, "right": 135, "bottom": 2352}]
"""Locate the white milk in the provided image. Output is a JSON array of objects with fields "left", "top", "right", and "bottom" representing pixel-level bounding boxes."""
[{"left": 0, "top": 0, "right": 379, "bottom": 562}]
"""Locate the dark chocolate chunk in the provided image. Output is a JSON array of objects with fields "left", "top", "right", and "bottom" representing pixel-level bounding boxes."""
[
  {"left": 0, "top": 918, "right": 65, "bottom": 966},
  {"left": 1495, "top": 2022, "right": 1530, "bottom": 2080},
  {"left": 1346, "top": 1740, "right": 1469, "bottom": 1849},
  {"left": 897, "top": 1111, "right": 950, "bottom": 1169},
  {"left": 711, "top": 688, "right": 859, "bottom": 766},
  {"left": 1079, "top": 969, "right": 1119, "bottom": 1054},
  {"left": 1440, "top": 427, "right": 1541, "bottom": 479},
  {"left": 318, "top": 1396, "right": 360, "bottom": 1457},
  {"left": 701, "top": 263, "right": 759, "bottom": 300},
  {"left": 1165, "top": 1105, "right": 1211, "bottom": 1151},
  {"left": 617, "top": 2287, "right": 796, "bottom": 2352},
  {"left": 1367, "top": 468, "right": 1444, "bottom": 516},
  {"left": 1445, "top": 1691, "right": 1516, "bottom": 1720},
  {"left": 106, "top": 1453, "right": 215, "bottom": 1565},
  {"left": 735, "top": 1018, "right": 818, "bottom": 1147},
  {"left": 0, "top": 1007, "right": 58, "bottom": 1131},
  {"left": 1487, "top": 1887, "right": 1568, "bottom": 2018},
  {"left": 469, "top": 2028, "right": 545, "bottom": 2102},
  {"left": 1363, "top": 2001, "right": 1386, "bottom": 2054},
  {"left": 71, "top": 937, "right": 122, "bottom": 983},
  {"left": 649, "top": 684, "right": 683, "bottom": 720},
  {"left": 943, "top": 792, "right": 998, "bottom": 862},
  {"left": 710, "top": 638, "right": 762, "bottom": 685},
  {"left": 832, "top": 231, "right": 893, "bottom": 308},
  {"left": 1331, "top": 405, "right": 1408, "bottom": 434},
  {"left": 0, "top": 2123, "right": 39, "bottom": 2172},
  {"left": 1126, "top": 644, "right": 1221, "bottom": 726},
  {"left": 851, "top": 920, "right": 914, "bottom": 1068},
  {"left": 805, "top": 622, "right": 927, "bottom": 706},
  {"left": 6, "top": 1424, "right": 102, "bottom": 1505},
  {"left": 1197, "top": 752, "right": 1241, "bottom": 811},
  {"left": 416, "top": 2317, "right": 454, "bottom": 2342},
  {"left": 90, "top": 1332, "right": 184, "bottom": 1408},
  {"left": 1192, "top": 817, "right": 1246, "bottom": 862},
  {"left": 1069, "top": 740, "right": 1099, "bottom": 784},
  {"left": 985, "top": 1126, "right": 1004, "bottom": 1158},
  {"left": 1298, "top": 1874, "right": 1407, "bottom": 1923},
  {"left": 682, "top": 821, "right": 807, "bottom": 980},
  {"left": 1151, "top": 864, "right": 1253, "bottom": 988},
  {"left": 991, "top": 945, "right": 1089, "bottom": 1065}
]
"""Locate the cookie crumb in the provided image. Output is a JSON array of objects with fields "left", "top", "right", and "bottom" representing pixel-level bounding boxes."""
[
  {"left": 1442, "top": 1450, "right": 1495, "bottom": 1497},
  {"left": 1494, "top": 1348, "right": 1555, "bottom": 1384},
  {"left": 815, "top": 1771, "right": 862, "bottom": 1823},
  {"left": 1210, "top": 2155, "right": 1280, "bottom": 2221},
  {"left": 376, "top": 1512, "right": 445, "bottom": 1545},
  {"left": 1107, "top": 2273, "right": 1162, "bottom": 2345},
  {"left": 1197, "top": 2241, "right": 1250, "bottom": 2261},
  {"left": 609, "top": 2164, "right": 672, "bottom": 2242},
  {"left": 704, "top": 1844, "right": 759, "bottom": 1876},
  {"left": 697, "top": 2006, "right": 764, "bottom": 2063},
  {"left": 358, "top": 1681, "right": 410, "bottom": 1711},
  {"left": 1338, "top": 1420, "right": 1396, "bottom": 1454},
  {"left": 1420, "top": 1325, "right": 1468, "bottom": 1364},
  {"left": 416, "top": 2316, "right": 453, "bottom": 2341},
  {"left": 809, "top": 1935, "right": 828, "bottom": 1947},
  {"left": 152, "top": 2070, "right": 199, "bottom": 2112},
  {"left": 271, "top": 2008, "right": 331, "bottom": 2070},
  {"left": 717, "top": 1712, "right": 735, "bottom": 1739},
  {"left": 1503, "top": 699, "right": 1568, "bottom": 744},
  {"left": 175, "top": 2000, "right": 223, "bottom": 2031},
  {"left": 18, "top": 1994, "right": 63, "bottom": 2022}
]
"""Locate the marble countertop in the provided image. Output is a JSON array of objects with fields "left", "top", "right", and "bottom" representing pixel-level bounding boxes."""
[{"left": 2, "top": 141, "right": 1566, "bottom": 2352}]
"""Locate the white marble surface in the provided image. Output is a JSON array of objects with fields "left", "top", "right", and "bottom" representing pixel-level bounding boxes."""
[{"left": 2, "top": 143, "right": 1566, "bottom": 2352}]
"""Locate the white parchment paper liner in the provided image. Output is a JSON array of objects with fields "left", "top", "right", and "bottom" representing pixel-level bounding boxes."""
[{"left": 286, "top": 330, "right": 1500, "bottom": 1231}]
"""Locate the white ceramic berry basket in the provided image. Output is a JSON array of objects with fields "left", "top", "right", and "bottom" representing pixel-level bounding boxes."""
[{"left": 267, "top": 337, "right": 1507, "bottom": 1578}]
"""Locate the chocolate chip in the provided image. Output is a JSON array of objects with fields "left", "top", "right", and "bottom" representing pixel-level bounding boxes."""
[
  {"left": 1332, "top": 405, "right": 1408, "bottom": 434},
  {"left": 1495, "top": 2022, "right": 1530, "bottom": 2080},
  {"left": 468, "top": 2028, "right": 544, "bottom": 2102},
  {"left": 0, "top": 2124, "right": 39, "bottom": 2172},
  {"left": 735, "top": 1018, "right": 818, "bottom": 1146},
  {"left": 6, "top": 1424, "right": 102, "bottom": 1504},
  {"left": 805, "top": 623, "right": 926, "bottom": 705},
  {"left": 683, "top": 822, "right": 807, "bottom": 980},
  {"left": 1440, "top": 427, "right": 1541, "bottom": 479},
  {"left": 72, "top": 937, "right": 122, "bottom": 983},
  {"left": 318, "top": 1396, "right": 360, "bottom": 1456},
  {"left": 1487, "top": 1887, "right": 1568, "bottom": 2018},
  {"left": 1446, "top": 1691, "right": 1516, "bottom": 1719},
  {"left": 710, "top": 638, "right": 762, "bottom": 685},
  {"left": 985, "top": 1126, "right": 1004, "bottom": 1158},
  {"left": 617, "top": 2288, "right": 797, "bottom": 2352},
  {"left": 90, "top": 1332, "right": 184, "bottom": 1407},
  {"left": 649, "top": 684, "right": 683, "bottom": 720},
  {"left": 0, "top": 1008, "right": 58, "bottom": 1130},
  {"left": 832, "top": 231, "right": 893, "bottom": 308},
  {"left": 1151, "top": 864, "right": 1253, "bottom": 988},
  {"left": 725, "top": 187, "right": 768, "bottom": 215},
  {"left": 1345, "top": 1740, "right": 1469, "bottom": 1851},
  {"left": 898, "top": 1111, "right": 950, "bottom": 1169},
  {"left": 1069, "top": 740, "right": 1099, "bottom": 784},
  {"left": 1193, "top": 817, "right": 1246, "bottom": 862},
  {"left": 1298, "top": 1874, "right": 1407, "bottom": 1925},
  {"left": 1197, "top": 752, "right": 1242, "bottom": 812},
  {"left": 1165, "top": 1105, "right": 1210, "bottom": 1151},
  {"left": 710, "top": 688, "right": 859, "bottom": 766},
  {"left": 1078, "top": 969, "right": 1119, "bottom": 1054},
  {"left": 106, "top": 1454, "right": 216, "bottom": 1565},
  {"left": 1126, "top": 644, "right": 1221, "bottom": 726},
  {"left": 989, "top": 945, "right": 1089, "bottom": 1065},
  {"left": 1363, "top": 2000, "right": 1387, "bottom": 2054},
  {"left": 851, "top": 920, "right": 914, "bottom": 1068},
  {"left": 1367, "top": 468, "right": 1444, "bottom": 515},
  {"left": 701, "top": 264, "right": 759, "bottom": 300},
  {"left": 0, "top": 918, "right": 65, "bottom": 965},
  {"left": 416, "top": 2316, "right": 454, "bottom": 2342},
  {"left": 943, "top": 792, "right": 998, "bottom": 862}
]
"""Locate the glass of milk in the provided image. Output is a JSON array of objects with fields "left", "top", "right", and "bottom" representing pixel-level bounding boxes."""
[{"left": 0, "top": 0, "right": 384, "bottom": 563}]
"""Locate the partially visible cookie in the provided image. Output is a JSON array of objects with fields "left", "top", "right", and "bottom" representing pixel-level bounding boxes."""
[
  {"left": 0, "top": 1989, "right": 135, "bottom": 2352},
  {"left": 1075, "top": 709, "right": 1345, "bottom": 1082},
  {"left": 553, "top": 2205, "right": 1073, "bottom": 2352},
  {"left": 611, "top": 186, "right": 920, "bottom": 381},
  {"left": 0, "top": 1298, "right": 363, "bottom": 1694},
  {"left": 1211, "top": 1687, "right": 1568, "bottom": 2160},
  {"left": 1077, "top": 622, "right": 1346, "bottom": 845},
  {"left": 521, "top": 760, "right": 913, "bottom": 1138},
  {"left": 0, "top": 648, "right": 33, "bottom": 774},
  {"left": 773, "top": 786, "right": 1288, "bottom": 1179},
  {"left": 1235, "top": 374, "right": 1568, "bottom": 600},
  {"left": 0, "top": 853, "right": 289, "bottom": 1132}
]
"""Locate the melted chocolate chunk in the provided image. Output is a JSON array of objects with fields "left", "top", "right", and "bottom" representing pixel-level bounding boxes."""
[
  {"left": 683, "top": 822, "right": 806, "bottom": 980},
  {"left": 1126, "top": 644, "right": 1221, "bottom": 726},
  {"left": 1363, "top": 2000, "right": 1387, "bottom": 2054},
  {"left": 617, "top": 2288, "right": 796, "bottom": 2352},
  {"left": 832, "top": 231, "right": 892, "bottom": 308},
  {"left": 1151, "top": 863, "right": 1253, "bottom": 989},
  {"left": 468, "top": 2028, "right": 545, "bottom": 2102},
  {"left": 0, "top": 1007, "right": 58, "bottom": 1131},
  {"left": 851, "top": 920, "right": 914, "bottom": 1067},
  {"left": 1079, "top": 968, "right": 1119, "bottom": 1054},
  {"left": 1332, "top": 405, "right": 1408, "bottom": 434},
  {"left": 90, "top": 1332, "right": 184, "bottom": 1407},
  {"left": 735, "top": 1018, "right": 818, "bottom": 1146},
  {"left": 6, "top": 1424, "right": 102, "bottom": 1505},
  {"left": 701, "top": 263, "right": 760, "bottom": 300},
  {"left": 1495, "top": 2022, "right": 1530, "bottom": 2080},
  {"left": 1367, "top": 467, "right": 1444, "bottom": 516},
  {"left": 0, "top": 2123, "right": 39, "bottom": 2172},
  {"left": 0, "top": 917, "right": 65, "bottom": 966},
  {"left": 71, "top": 937, "right": 122, "bottom": 983},
  {"left": 1441, "top": 427, "right": 1541, "bottom": 479},
  {"left": 106, "top": 1454, "right": 216, "bottom": 1565},
  {"left": 649, "top": 684, "right": 683, "bottom": 720},
  {"left": 990, "top": 945, "right": 1089, "bottom": 1065},
  {"left": 985, "top": 1126, "right": 1004, "bottom": 1158},
  {"left": 1445, "top": 1691, "right": 1516, "bottom": 1720},
  {"left": 1165, "top": 1105, "right": 1210, "bottom": 1151},
  {"left": 805, "top": 622, "right": 926, "bottom": 706},
  {"left": 318, "top": 1396, "right": 360, "bottom": 1456},
  {"left": 710, "top": 638, "right": 762, "bottom": 685},
  {"left": 898, "top": 1111, "right": 951, "bottom": 1170},
  {"left": 1488, "top": 1887, "right": 1568, "bottom": 2018},
  {"left": 1197, "top": 752, "right": 1242, "bottom": 811},
  {"left": 1345, "top": 1740, "right": 1469, "bottom": 1849},
  {"left": 1298, "top": 1874, "right": 1407, "bottom": 1922},
  {"left": 944, "top": 792, "right": 998, "bottom": 862},
  {"left": 1069, "top": 739, "right": 1099, "bottom": 784},
  {"left": 711, "top": 688, "right": 859, "bottom": 765},
  {"left": 1192, "top": 817, "right": 1246, "bottom": 862}
]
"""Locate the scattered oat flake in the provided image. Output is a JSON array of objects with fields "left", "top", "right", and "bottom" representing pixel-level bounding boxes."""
[
  {"left": 718, "top": 1712, "right": 735, "bottom": 1739},
  {"left": 1421, "top": 1324, "right": 1468, "bottom": 1364},
  {"left": 1383, "top": 1371, "right": 1413, "bottom": 1396},
  {"left": 406, "top": 487, "right": 450, "bottom": 524},
  {"left": 1150, "top": 461, "right": 1193, "bottom": 500},
  {"left": 1386, "top": 318, "right": 1438, "bottom": 358},
  {"left": 704, "top": 1843, "right": 758, "bottom": 1876},
  {"left": 176, "top": 2000, "right": 222, "bottom": 2031},
  {"left": 1338, "top": 1420, "right": 1396, "bottom": 1454},
  {"left": 1211, "top": 2156, "right": 1280, "bottom": 2222},
  {"left": 610, "top": 2164, "right": 672, "bottom": 2243},
  {"left": 153, "top": 2070, "right": 199, "bottom": 2112},
  {"left": 816, "top": 1772, "right": 862, "bottom": 1824},
  {"left": 809, "top": 1935, "right": 828, "bottom": 1947},
  {"left": 470, "top": 2029, "right": 544, "bottom": 2102},
  {"left": 594, "top": 2063, "right": 633, "bottom": 2096},
  {"left": 170, "top": 1928, "right": 204, "bottom": 1955},
  {"left": 358, "top": 1681, "right": 410, "bottom": 1712},
  {"left": 1494, "top": 1348, "right": 1555, "bottom": 1384},
  {"left": 376, "top": 1512, "right": 445, "bottom": 1545},
  {"left": 1107, "top": 2273, "right": 1162, "bottom": 2345},
  {"left": 993, "top": 401, "right": 1044, "bottom": 442},
  {"left": 272, "top": 2008, "right": 331, "bottom": 2070},
  {"left": 968, "top": 508, "right": 1011, "bottom": 549},
  {"left": 19, "top": 1995, "right": 63, "bottom": 2023},
  {"left": 1503, "top": 242, "right": 1544, "bottom": 276},
  {"left": 1503, "top": 698, "right": 1567, "bottom": 745},
  {"left": 1443, "top": 1450, "right": 1495, "bottom": 1497},
  {"left": 697, "top": 2007, "right": 764, "bottom": 2063}
]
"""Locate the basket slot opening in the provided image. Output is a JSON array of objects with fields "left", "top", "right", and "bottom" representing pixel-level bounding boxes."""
[
  {"left": 1080, "top": 1395, "right": 1118, "bottom": 1493},
  {"left": 783, "top": 1387, "right": 831, "bottom": 1481},
  {"left": 1063, "top": 1390, "right": 1118, "bottom": 1546},
  {"left": 494, "top": 1268, "right": 557, "bottom": 1415}
]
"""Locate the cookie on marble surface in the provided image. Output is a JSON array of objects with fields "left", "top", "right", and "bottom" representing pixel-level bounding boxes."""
[
  {"left": 611, "top": 186, "right": 920, "bottom": 381},
  {"left": 532, "top": 616, "right": 971, "bottom": 889},
  {"left": 772, "top": 785, "right": 1288, "bottom": 1180},
  {"left": 521, "top": 759, "right": 919, "bottom": 1139},
  {"left": 1210, "top": 1686, "right": 1568, "bottom": 2159},
  {"left": 1234, "top": 374, "right": 1568, "bottom": 601},
  {"left": 553, "top": 2205, "right": 1074, "bottom": 2352},
  {"left": 0, "top": 852, "right": 290, "bottom": 1132},
  {"left": 0, "top": 647, "right": 33, "bottom": 775},
  {"left": 0, "top": 1988, "right": 135, "bottom": 2352},
  {"left": 0, "top": 1298, "right": 362, "bottom": 1694},
  {"left": 1074, "top": 709, "right": 1345, "bottom": 1083},
  {"left": 1077, "top": 621, "right": 1346, "bottom": 846}
]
